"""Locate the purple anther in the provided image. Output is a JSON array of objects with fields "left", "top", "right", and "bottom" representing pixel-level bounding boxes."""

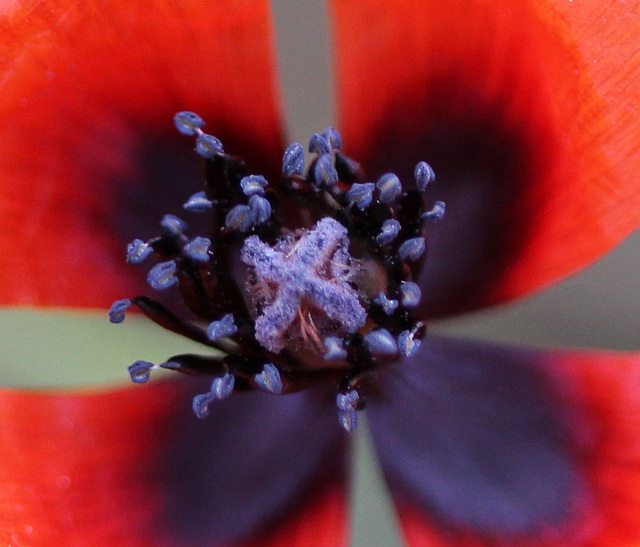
[
  {"left": 414, "top": 161, "right": 436, "bottom": 190},
  {"left": 207, "top": 313, "right": 238, "bottom": 341},
  {"left": 374, "top": 292, "right": 399, "bottom": 315},
  {"left": 147, "top": 261, "right": 178, "bottom": 290},
  {"left": 336, "top": 390, "right": 360, "bottom": 433},
  {"left": 346, "top": 183, "right": 375, "bottom": 210},
  {"left": 225, "top": 204, "right": 253, "bottom": 232},
  {"left": 192, "top": 392, "right": 215, "bottom": 419},
  {"left": 282, "top": 143, "right": 304, "bottom": 177},
  {"left": 211, "top": 373, "right": 235, "bottom": 399},
  {"left": 183, "top": 236, "right": 211, "bottom": 262},
  {"left": 324, "top": 337, "right": 348, "bottom": 361},
  {"left": 240, "top": 175, "right": 268, "bottom": 196},
  {"left": 195, "top": 133, "right": 224, "bottom": 159},
  {"left": 321, "top": 127, "right": 342, "bottom": 150},
  {"left": 399, "top": 281, "right": 421, "bottom": 308},
  {"left": 376, "top": 173, "right": 402, "bottom": 203},
  {"left": 128, "top": 360, "right": 155, "bottom": 383},
  {"left": 248, "top": 195, "right": 272, "bottom": 225},
  {"left": 398, "top": 237, "right": 426, "bottom": 262},
  {"left": 376, "top": 219, "right": 401, "bottom": 245},
  {"left": 183, "top": 191, "right": 213, "bottom": 212},
  {"left": 422, "top": 200, "right": 446, "bottom": 222},
  {"left": 126, "top": 239, "right": 152, "bottom": 264},
  {"left": 174, "top": 111, "right": 205, "bottom": 136},
  {"left": 398, "top": 329, "right": 421, "bottom": 357},
  {"left": 109, "top": 298, "right": 131, "bottom": 324},
  {"left": 314, "top": 153, "right": 339, "bottom": 187},
  {"left": 254, "top": 363, "right": 283, "bottom": 394},
  {"left": 160, "top": 214, "right": 187, "bottom": 236},
  {"left": 308, "top": 133, "right": 331, "bottom": 154},
  {"left": 364, "top": 328, "right": 398, "bottom": 357}
]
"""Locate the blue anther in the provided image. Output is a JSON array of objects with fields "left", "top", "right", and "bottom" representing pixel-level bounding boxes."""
[
  {"left": 321, "top": 127, "right": 342, "bottom": 150},
  {"left": 313, "top": 153, "right": 339, "bottom": 187},
  {"left": 207, "top": 313, "right": 238, "bottom": 341},
  {"left": 398, "top": 237, "right": 426, "bottom": 261},
  {"left": 336, "top": 390, "right": 360, "bottom": 433},
  {"left": 376, "top": 173, "right": 402, "bottom": 203},
  {"left": 308, "top": 133, "right": 331, "bottom": 154},
  {"left": 183, "top": 236, "right": 211, "bottom": 262},
  {"left": 160, "top": 214, "right": 187, "bottom": 236},
  {"left": 147, "top": 260, "right": 178, "bottom": 290},
  {"left": 225, "top": 204, "right": 253, "bottom": 232},
  {"left": 374, "top": 292, "right": 399, "bottom": 315},
  {"left": 174, "top": 111, "right": 205, "bottom": 136},
  {"left": 339, "top": 408, "right": 358, "bottom": 433},
  {"left": 192, "top": 392, "right": 215, "bottom": 419},
  {"left": 399, "top": 281, "right": 421, "bottom": 308},
  {"left": 109, "top": 298, "right": 131, "bottom": 323},
  {"left": 254, "top": 363, "right": 283, "bottom": 394},
  {"left": 376, "top": 219, "right": 401, "bottom": 245},
  {"left": 183, "top": 191, "right": 213, "bottom": 212},
  {"left": 282, "top": 143, "right": 305, "bottom": 177},
  {"left": 128, "top": 360, "right": 155, "bottom": 383},
  {"left": 414, "top": 161, "right": 436, "bottom": 190},
  {"left": 324, "top": 337, "right": 348, "bottom": 361},
  {"left": 337, "top": 389, "right": 359, "bottom": 411},
  {"left": 364, "top": 328, "right": 398, "bottom": 357},
  {"left": 248, "top": 195, "right": 272, "bottom": 225},
  {"left": 126, "top": 239, "right": 152, "bottom": 264},
  {"left": 195, "top": 133, "right": 224, "bottom": 159},
  {"left": 422, "top": 201, "right": 446, "bottom": 222},
  {"left": 398, "top": 329, "right": 421, "bottom": 357},
  {"left": 211, "top": 373, "right": 235, "bottom": 399},
  {"left": 240, "top": 175, "right": 268, "bottom": 196},
  {"left": 346, "top": 182, "right": 375, "bottom": 210}
]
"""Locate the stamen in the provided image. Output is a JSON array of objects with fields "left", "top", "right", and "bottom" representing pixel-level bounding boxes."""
[
  {"left": 398, "top": 237, "right": 426, "bottom": 261},
  {"left": 376, "top": 219, "right": 401, "bottom": 245},
  {"left": 147, "top": 260, "right": 178, "bottom": 290},
  {"left": 126, "top": 238, "right": 152, "bottom": 264},
  {"left": 414, "top": 161, "right": 436, "bottom": 190},
  {"left": 324, "top": 337, "right": 348, "bottom": 361},
  {"left": 109, "top": 298, "right": 131, "bottom": 323},
  {"left": 374, "top": 292, "right": 399, "bottom": 315},
  {"left": 195, "top": 133, "right": 224, "bottom": 159},
  {"left": 308, "top": 133, "right": 331, "bottom": 154},
  {"left": 183, "top": 236, "right": 211, "bottom": 262},
  {"left": 192, "top": 373, "right": 235, "bottom": 418},
  {"left": 160, "top": 214, "right": 188, "bottom": 236},
  {"left": 313, "top": 153, "right": 339, "bottom": 187},
  {"left": 398, "top": 329, "right": 421, "bottom": 357},
  {"left": 376, "top": 173, "right": 402, "bottom": 203},
  {"left": 254, "top": 363, "right": 283, "bottom": 394},
  {"left": 364, "top": 328, "right": 398, "bottom": 358},
  {"left": 422, "top": 200, "right": 446, "bottom": 222},
  {"left": 207, "top": 313, "right": 238, "bottom": 342},
  {"left": 225, "top": 204, "right": 253, "bottom": 232},
  {"left": 346, "top": 182, "right": 375, "bottom": 210},
  {"left": 248, "top": 195, "right": 272, "bottom": 225},
  {"left": 183, "top": 191, "right": 213, "bottom": 212},
  {"left": 240, "top": 175, "right": 268, "bottom": 196},
  {"left": 282, "top": 143, "right": 305, "bottom": 176},
  {"left": 399, "top": 281, "right": 422, "bottom": 308},
  {"left": 321, "top": 127, "right": 342, "bottom": 150},
  {"left": 174, "top": 111, "right": 205, "bottom": 136},
  {"left": 336, "top": 390, "right": 360, "bottom": 433},
  {"left": 128, "top": 360, "right": 156, "bottom": 383}
]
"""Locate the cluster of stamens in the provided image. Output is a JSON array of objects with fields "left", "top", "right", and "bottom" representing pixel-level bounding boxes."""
[{"left": 110, "top": 111, "right": 444, "bottom": 432}]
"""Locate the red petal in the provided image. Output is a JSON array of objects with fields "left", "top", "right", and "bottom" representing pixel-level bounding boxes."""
[
  {"left": 331, "top": 0, "right": 640, "bottom": 316},
  {"left": 0, "top": 0, "right": 284, "bottom": 308},
  {"left": 369, "top": 339, "right": 640, "bottom": 546},
  {"left": 0, "top": 381, "right": 348, "bottom": 546}
]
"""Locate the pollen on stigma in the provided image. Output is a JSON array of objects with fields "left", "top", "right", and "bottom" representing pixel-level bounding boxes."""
[{"left": 109, "top": 111, "right": 444, "bottom": 433}]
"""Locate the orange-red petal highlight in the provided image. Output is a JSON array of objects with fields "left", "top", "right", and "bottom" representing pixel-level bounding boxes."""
[
  {"left": 0, "top": 0, "right": 284, "bottom": 308},
  {"left": 331, "top": 0, "right": 640, "bottom": 316}
]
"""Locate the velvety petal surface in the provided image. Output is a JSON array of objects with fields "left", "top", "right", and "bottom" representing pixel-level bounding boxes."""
[
  {"left": 367, "top": 337, "right": 640, "bottom": 546},
  {"left": 0, "top": 0, "right": 284, "bottom": 308},
  {"left": 0, "top": 379, "right": 347, "bottom": 546},
  {"left": 331, "top": 0, "right": 640, "bottom": 316}
]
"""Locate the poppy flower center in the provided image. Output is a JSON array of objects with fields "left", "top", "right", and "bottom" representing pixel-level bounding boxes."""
[{"left": 109, "top": 112, "right": 444, "bottom": 432}]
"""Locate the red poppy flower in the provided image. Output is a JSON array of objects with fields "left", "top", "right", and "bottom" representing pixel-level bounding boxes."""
[{"left": 1, "top": 0, "right": 640, "bottom": 546}]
